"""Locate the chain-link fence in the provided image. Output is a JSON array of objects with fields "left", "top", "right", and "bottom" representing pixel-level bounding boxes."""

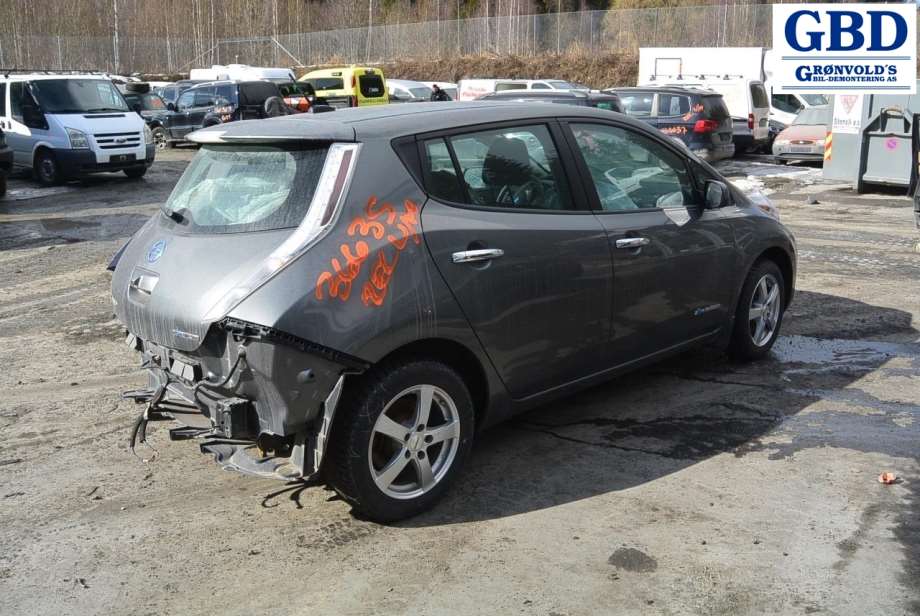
[{"left": 0, "top": 4, "right": 858, "bottom": 75}]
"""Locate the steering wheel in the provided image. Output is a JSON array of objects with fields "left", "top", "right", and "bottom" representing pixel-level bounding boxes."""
[{"left": 496, "top": 180, "right": 545, "bottom": 208}]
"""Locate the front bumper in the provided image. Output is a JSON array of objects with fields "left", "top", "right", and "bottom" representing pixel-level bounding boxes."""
[
  {"left": 773, "top": 143, "right": 824, "bottom": 161},
  {"left": 56, "top": 145, "right": 155, "bottom": 177}
]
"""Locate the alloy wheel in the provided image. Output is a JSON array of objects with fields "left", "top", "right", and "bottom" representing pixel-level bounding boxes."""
[
  {"left": 368, "top": 384, "right": 461, "bottom": 500},
  {"left": 749, "top": 273, "right": 781, "bottom": 347}
]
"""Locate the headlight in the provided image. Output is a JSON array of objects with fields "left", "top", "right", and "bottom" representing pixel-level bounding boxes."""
[
  {"left": 66, "top": 128, "right": 89, "bottom": 149},
  {"left": 774, "top": 139, "right": 790, "bottom": 146},
  {"left": 201, "top": 143, "right": 362, "bottom": 322},
  {"left": 143, "top": 124, "right": 153, "bottom": 145}
]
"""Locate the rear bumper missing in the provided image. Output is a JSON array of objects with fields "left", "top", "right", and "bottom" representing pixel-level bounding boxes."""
[{"left": 122, "top": 319, "right": 366, "bottom": 480}]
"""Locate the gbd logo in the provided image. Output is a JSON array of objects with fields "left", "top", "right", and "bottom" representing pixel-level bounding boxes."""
[
  {"left": 772, "top": 3, "right": 917, "bottom": 94},
  {"left": 784, "top": 9, "right": 908, "bottom": 52}
]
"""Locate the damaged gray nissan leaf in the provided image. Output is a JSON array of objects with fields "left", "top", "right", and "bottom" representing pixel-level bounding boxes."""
[{"left": 110, "top": 102, "right": 795, "bottom": 522}]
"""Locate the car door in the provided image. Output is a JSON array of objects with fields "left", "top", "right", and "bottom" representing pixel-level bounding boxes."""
[
  {"left": 6, "top": 81, "right": 49, "bottom": 168},
  {"left": 189, "top": 87, "right": 215, "bottom": 129},
  {"left": 169, "top": 90, "right": 195, "bottom": 137},
  {"left": 563, "top": 120, "right": 737, "bottom": 365},
  {"left": 419, "top": 122, "right": 613, "bottom": 400}
]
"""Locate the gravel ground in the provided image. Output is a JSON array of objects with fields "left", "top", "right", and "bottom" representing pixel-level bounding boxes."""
[{"left": 0, "top": 150, "right": 918, "bottom": 616}]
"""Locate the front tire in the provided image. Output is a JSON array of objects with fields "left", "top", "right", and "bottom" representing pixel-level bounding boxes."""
[
  {"left": 729, "top": 260, "right": 785, "bottom": 361},
  {"left": 0, "top": 173, "right": 6, "bottom": 198},
  {"left": 152, "top": 127, "right": 168, "bottom": 150},
  {"left": 325, "top": 359, "right": 474, "bottom": 523},
  {"left": 35, "top": 150, "right": 63, "bottom": 186},
  {"left": 124, "top": 167, "right": 147, "bottom": 179}
]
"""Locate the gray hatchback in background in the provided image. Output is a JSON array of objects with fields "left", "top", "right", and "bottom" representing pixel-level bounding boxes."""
[{"left": 110, "top": 102, "right": 795, "bottom": 522}]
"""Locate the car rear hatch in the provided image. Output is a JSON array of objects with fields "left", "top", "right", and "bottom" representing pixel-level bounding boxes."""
[
  {"left": 112, "top": 121, "right": 358, "bottom": 352},
  {"left": 700, "top": 95, "right": 733, "bottom": 148}
]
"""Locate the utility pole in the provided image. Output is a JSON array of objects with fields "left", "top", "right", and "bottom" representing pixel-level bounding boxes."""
[
  {"left": 113, "top": 0, "right": 120, "bottom": 72},
  {"left": 366, "top": 0, "right": 373, "bottom": 62}
]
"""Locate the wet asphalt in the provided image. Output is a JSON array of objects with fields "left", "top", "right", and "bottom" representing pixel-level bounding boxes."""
[{"left": 0, "top": 150, "right": 917, "bottom": 616}]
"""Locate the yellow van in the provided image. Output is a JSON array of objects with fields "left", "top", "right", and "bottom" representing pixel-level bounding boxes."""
[{"left": 299, "top": 66, "right": 388, "bottom": 108}]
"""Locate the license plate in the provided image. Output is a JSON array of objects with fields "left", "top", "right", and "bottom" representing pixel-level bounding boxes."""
[
  {"left": 789, "top": 146, "right": 813, "bottom": 153},
  {"left": 111, "top": 154, "right": 136, "bottom": 163}
]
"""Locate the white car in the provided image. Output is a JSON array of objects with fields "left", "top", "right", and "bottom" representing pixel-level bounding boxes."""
[
  {"left": 0, "top": 72, "right": 154, "bottom": 185},
  {"left": 457, "top": 79, "right": 588, "bottom": 101},
  {"left": 387, "top": 79, "right": 434, "bottom": 102}
]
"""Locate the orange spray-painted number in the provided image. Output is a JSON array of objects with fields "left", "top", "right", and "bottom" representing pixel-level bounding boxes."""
[{"left": 315, "top": 197, "right": 421, "bottom": 307}]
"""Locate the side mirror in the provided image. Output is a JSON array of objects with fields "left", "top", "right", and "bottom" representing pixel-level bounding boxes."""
[
  {"left": 704, "top": 180, "right": 730, "bottom": 209},
  {"left": 167, "top": 102, "right": 176, "bottom": 112},
  {"left": 22, "top": 105, "right": 45, "bottom": 129}
]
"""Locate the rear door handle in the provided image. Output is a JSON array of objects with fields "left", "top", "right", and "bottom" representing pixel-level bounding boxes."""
[
  {"left": 615, "top": 237, "right": 650, "bottom": 249},
  {"left": 452, "top": 248, "right": 504, "bottom": 263}
]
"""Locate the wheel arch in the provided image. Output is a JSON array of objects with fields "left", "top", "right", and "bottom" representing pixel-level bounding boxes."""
[
  {"left": 370, "top": 337, "right": 490, "bottom": 430},
  {"left": 756, "top": 245, "right": 795, "bottom": 308}
]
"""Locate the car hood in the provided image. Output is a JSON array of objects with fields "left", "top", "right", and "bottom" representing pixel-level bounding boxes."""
[
  {"left": 55, "top": 112, "right": 144, "bottom": 134},
  {"left": 111, "top": 214, "right": 291, "bottom": 351}
]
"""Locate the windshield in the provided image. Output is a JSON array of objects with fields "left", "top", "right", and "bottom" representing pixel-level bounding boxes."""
[
  {"left": 547, "top": 80, "right": 581, "bottom": 90},
  {"left": 123, "top": 93, "right": 166, "bottom": 111},
  {"left": 162, "top": 145, "right": 329, "bottom": 234},
  {"left": 409, "top": 87, "right": 432, "bottom": 98},
  {"left": 801, "top": 94, "right": 829, "bottom": 106},
  {"left": 793, "top": 106, "right": 832, "bottom": 126},
  {"left": 31, "top": 79, "right": 128, "bottom": 113}
]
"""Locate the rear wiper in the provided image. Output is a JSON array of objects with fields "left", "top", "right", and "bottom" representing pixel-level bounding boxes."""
[{"left": 163, "top": 207, "right": 186, "bottom": 223}]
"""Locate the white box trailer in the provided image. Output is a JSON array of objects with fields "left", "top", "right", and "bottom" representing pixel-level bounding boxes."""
[
  {"left": 637, "top": 47, "right": 828, "bottom": 127},
  {"left": 189, "top": 64, "right": 295, "bottom": 84}
]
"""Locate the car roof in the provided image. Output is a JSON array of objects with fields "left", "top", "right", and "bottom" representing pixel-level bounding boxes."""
[
  {"left": 388, "top": 79, "right": 431, "bottom": 88},
  {"left": 0, "top": 73, "right": 111, "bottom": 82},
  {"left": 190, "top": 101, "right": 652, "bottom": 144},
  {"left": 611, "top": 85, "right": 721, "bottom": 96},
  {"left": 483, "top": 90, "right": 617, "bottom": 100}
]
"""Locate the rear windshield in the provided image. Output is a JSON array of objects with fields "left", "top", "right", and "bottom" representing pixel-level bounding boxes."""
[
  {"left": 702, "top": 96, "right": 730, "bottom": 121},
  {"left": 31, "top": 78, "right": 128, "bottom": 113},
  {"left": 793, "top": 106, "right": 832, "bottom": 126},
  {"left": 306, "top": 77, "right": 344, "bottom": 91},
  {"left": 162, "top": 145, "right": 328, "bottom": 234},
  {"left": 359, "top": 74, "right": 386, "bottom": 97}
]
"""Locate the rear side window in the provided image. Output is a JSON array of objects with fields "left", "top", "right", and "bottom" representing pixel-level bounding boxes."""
[
  {"left": 619, "top": 93, "right": 653, "bottom": 117},
  {"left": 702, "top": 96, "right": 730, "bottom": 121},
  {"left": 216, "top": 84, "right": 237, "bottom": 105},
  {"left": 162, "top": 145, "right": 328, "bottom": 234},
  {"left": 750, "top": 84, "right": 769, "bottom": 109},
  {"left": 495, "top": 83, "right": 526, "bottom": 92},
  {"left": 658, "top": 94, "right": 690, "bottom": 116},
  {"left": 359, "top": 75, "right": 385, "bottom": 97},
  {"left": 423, "top": 124, "right": 573, "bottom": 211},
  {"left": 193, "top": 88, "right": 214, "bottom": 107}
]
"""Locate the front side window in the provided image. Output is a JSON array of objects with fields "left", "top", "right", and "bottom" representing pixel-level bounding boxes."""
[
  {"left": 162, "top": 145, "right": 328, "bottom": 234},
  {"left": 619, "top": 93, "right": 654, "bottom": 117},
  {"left": 570, "top": 123, "right": 694, "bottom": 212},
  {"left": 177, "top": 91, "right": 195, "bottom": 110},
  {"left": 425, "top": 124, "right": 572, "bottom": 211},
  {"left": 193, "top": 88, "right": 215, "bottom": 107},
  {"left": 30, "top": 79, "right": 128, "bottom": 113},
  {"left": 771, "top": 94, "right": 801, "bottom": 115}
]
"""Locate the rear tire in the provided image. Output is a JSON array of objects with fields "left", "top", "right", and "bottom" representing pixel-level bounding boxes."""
[
  {"left": 152, "top": 127, "right": 168, "bottom": 150},
  {"left": 0, "top": 174, "right": 6, "bottom": 198},
  {"left": 34, "top": 149, "right": 63, "bottom": 186},
  {"left": 325, "top": 359, "right": 474, "bottom": 523},
  {"left": 124, "top": 167, "right": 147, "bottom": 179},
  {"left": 729, "top": 260, "right": 786, "bottom": 361}
]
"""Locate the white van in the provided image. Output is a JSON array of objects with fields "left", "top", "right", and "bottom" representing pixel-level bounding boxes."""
[
  {"left": 458, "top": 78, "right": 587, "bottom": 101},
  {"left": 189, "top": 64, "right": 295, "bottom": 84},
  {"left": 0, "top": 72, "right": 153, "bottom": 185}
]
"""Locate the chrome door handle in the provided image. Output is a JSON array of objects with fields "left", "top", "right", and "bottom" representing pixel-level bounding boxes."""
[
  {"left": 452, "top": 248, "right": 505, "bottom": 263},
  {"left": 615, "top": 237, "right": 650, "bottom": 249}
]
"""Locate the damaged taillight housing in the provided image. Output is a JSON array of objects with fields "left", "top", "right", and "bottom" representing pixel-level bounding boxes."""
[{"left": 201, "top": 142, "right": 362, "bottom": 322}]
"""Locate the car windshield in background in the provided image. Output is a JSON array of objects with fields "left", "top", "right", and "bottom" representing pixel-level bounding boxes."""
[
  {"left": 124, "top": 93, "right": 166, "bottom": 111},
  {"left": 409, "top": 87, "right": 432, "bottom": 98},
  {"left": 31, "top": 79, "right": 129, "bottom": 113},
  {"left": 547, "top": 81, "right": 581, "bottom": 90},
  {"left": 793, "top": 106, "right": 832, "bottom": 126},
  {"left": 802, "top": 94, "right": 829, "bottom": 106},
  {"left": 162, "top": 145, "right": 328, "bottom": 234},
  {"left": 306, "top": 78, "right": 344, "bottom": 91}
]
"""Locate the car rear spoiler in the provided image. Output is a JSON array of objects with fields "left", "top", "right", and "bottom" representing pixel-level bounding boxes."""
[{"left": 189, "top": 117, "right": 356, "bottom": 145}]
